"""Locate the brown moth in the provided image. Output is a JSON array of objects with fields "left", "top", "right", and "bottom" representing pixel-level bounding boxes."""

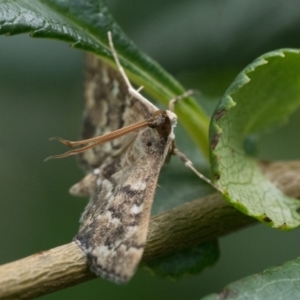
[
  {"left": 73, "top": 58, "right": 177, "bottom": 284},
  {"left": 46, "top": 32, "right": 219, "bottom": 284}
]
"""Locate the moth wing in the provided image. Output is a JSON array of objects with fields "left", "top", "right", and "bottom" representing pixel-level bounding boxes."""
[
  {"left": 74, "top": 125, "right": 172, "bottom": 283},
  {"left": 70, "top": 55, "right": 158, "bottom": 197},
  {"left": 71, "top": 55, "right": 171, "bottom": 282},
  {"left": 79, "top": 54, "right": 157, "bottom": 170}
]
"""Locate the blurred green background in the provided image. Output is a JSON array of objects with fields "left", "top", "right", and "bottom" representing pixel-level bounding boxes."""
[{"left": 1, "top": 0, "right": 300, "bottom": 299}]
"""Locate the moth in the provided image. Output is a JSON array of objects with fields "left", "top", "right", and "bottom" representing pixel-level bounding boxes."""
[{"left": 46, "top": 32, "right": 219, "bottom": 283}]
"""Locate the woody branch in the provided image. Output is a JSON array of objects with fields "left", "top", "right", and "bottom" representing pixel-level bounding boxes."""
[{"left": 1, "top": 161, "right": 300, "bottom": 300}]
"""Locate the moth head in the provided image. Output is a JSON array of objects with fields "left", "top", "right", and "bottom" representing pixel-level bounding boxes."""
[
  {"left": 152, "top": 110, "right": 177, "bottom": 140},
  {"left": 166, "top": 110, "right": 177, "bottom": 127}
]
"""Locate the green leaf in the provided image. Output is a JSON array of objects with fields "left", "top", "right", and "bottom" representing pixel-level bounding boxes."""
[
  {"left": 210, "top": 49, "right": 300, "bottom": 229},
  {"left": 144, "top": 240, "right": 219, "bottom": 279},
  {"left": 201, "top": 256, "right": 300, "bottom": 300},
  {"left": 0, "top": 0, "right": 209, "bottom": 157}
]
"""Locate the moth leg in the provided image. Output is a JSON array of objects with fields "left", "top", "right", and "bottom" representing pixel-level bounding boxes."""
[
  {"left": 136, "top": 86, "right": 144, "bottom": 93},
  {"left": 108, "top": 32, "right": 199, "bottom": 115},
  {"left": 173, "top": 147, "right": 223, "bottom": 193},
  {"left": 168, "top": 89, "right": 199, "bottom": 112},
  {"left": 107, "top": 32, "right": 157, "bottom": 111}
]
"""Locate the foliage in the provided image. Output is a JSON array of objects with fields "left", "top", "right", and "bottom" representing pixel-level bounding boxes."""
[{"left": 1, "top": 0, "right": 300, "bottom": 299}]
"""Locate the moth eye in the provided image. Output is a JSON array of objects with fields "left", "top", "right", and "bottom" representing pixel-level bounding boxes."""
[
  {"left": 157, "top": 123, "right": 171, "bottom": 137},
  {"left": 160, "top": 125, "right": 167, "bottom": 131},
  {"left": 146, "top": 141, "right": 152, "bottom": 147}
]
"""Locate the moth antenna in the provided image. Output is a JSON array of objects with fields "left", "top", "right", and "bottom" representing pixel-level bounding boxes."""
[
  {"left": 49, "top": 136, "right": 82, "bottom": 147},
  {"left": 107, "top": 32, "right": 157, "bottom": 111},
  {"left": 44, "top": 139, "right": 110, "bottom": 161},
  {"left": 48, "top": 119, "right": 149, "bottom": 150},
  {"left": 168, "top": 89, "right": 199, "bottom": 112},
  {"left": 45, "top": 119, "right": 149, "bottom": 162},
  {"left": 173, "top": 148, "right": 223, "bottom": 193}
]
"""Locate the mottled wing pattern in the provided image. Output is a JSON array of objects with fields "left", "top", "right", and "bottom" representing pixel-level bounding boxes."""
[
  {"left": 70, "top": 54, "right": 156, "bottom": 197},
  {"left": 81, "top": 54, "right": 156, "bottom": 167},
  {"left": 72, "top": 55, "right": 172, "bottom": 283},
  {"left": 75, "top": 125, "right": 172, "bottom": 283}
]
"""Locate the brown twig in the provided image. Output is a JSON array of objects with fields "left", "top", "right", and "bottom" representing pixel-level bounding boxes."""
[{"left": 0, "top": 161, "right": 300, "bottom": 299}]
